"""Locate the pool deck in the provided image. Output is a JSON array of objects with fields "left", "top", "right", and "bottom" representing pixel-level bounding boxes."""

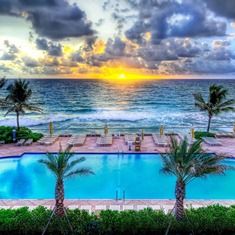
[
  {"left": 1, "top": 135, "right": 235, "bottom": 158},
  {"left": 1, "top": 135, "right": 235, "bottom": 209},
  {"left": 0, "top": 199, "right": 235, "bottom": 212}
]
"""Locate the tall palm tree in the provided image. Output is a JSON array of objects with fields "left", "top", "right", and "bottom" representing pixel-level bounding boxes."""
[
  {"left": 193, "top": 84, "right": 235, "bottom": 132},
  {"left": 39, "top": 148, "right": 94, "bottom": 217},
  {"left": 5, "top": 79, "right": 41, "bottom": 129},
  {"left": 0, "top": 77, "right": 5, "bottom": 89},
  {"left": 0, "top": 77, "right": 6, "bottom": 110},
  {"left": 161, "top": 137, "right": 229, "bottom": 220}
]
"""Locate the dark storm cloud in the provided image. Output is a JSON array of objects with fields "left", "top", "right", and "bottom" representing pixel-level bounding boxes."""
[
  {"left": 205, "top": 41, "right": 235, "bottom": 61},
  {"left": 125, "top": 0, "right": 226, "bottom": 43},
  {"left": 205, "top": 0, "right": 235, "bottom": 19},
  {"left": 105, "top": 37, "right": 126, "bottom": 57},
  {"left": 0, "top": 0, "right": 94, "bottom": 39},
  {"left": 36, "top": 38, "right": 62, "bottom": 56},
  {"left": 0, "top": 40, "right": 19, "bottom": 60},
  {"left": 138, "top": 38, "right": 204, "bottom": 64},
  {"left": 23, "top": 57, "right": 39, "bottom": 67},
  {"left": 71, "top": 52, "right": 84, "bottom": 63}
]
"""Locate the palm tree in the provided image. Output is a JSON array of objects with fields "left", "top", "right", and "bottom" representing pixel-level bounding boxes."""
[
  {"left": 161, "top": 137, "right": 229, "bottom": 221},
  {"left": 5, "top": 79, "right": 42, "bottom": 129},
  {"left": 193, "top": 84, "right": 235, "bottom": 132},
  {"left": 0, "top": 77, "right": 6, "bottom": 110},
  {"left": 39, "top": 148, "right": 94, "bottom": 217},
  {"left": 0, "top": 77, "right": 5, "bottom": 89}
]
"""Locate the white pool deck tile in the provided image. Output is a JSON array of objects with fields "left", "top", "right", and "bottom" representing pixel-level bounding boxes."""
[{"left": 0, "top": 200, "right": 234, "bottom": 211}]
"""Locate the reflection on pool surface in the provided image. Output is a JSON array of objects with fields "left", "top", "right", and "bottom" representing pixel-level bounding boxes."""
[{"left": 0, "top": 153, "right": 234, "bottom": 199}]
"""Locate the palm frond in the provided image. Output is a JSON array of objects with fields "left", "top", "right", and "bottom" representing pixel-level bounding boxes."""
[
  {"left": 65, "top": 167, "right": 94, "bottom": 178},
  {"left": 161, "top": 137, "right": 230, "bottom": 185}
]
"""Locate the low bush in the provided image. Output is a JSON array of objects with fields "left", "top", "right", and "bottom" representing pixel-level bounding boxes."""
[
  {"left": 17, "top": 127, "right": 43, "bottom": 142},
  {"left": 0, "top": 126, "right": 43, "bottom": 143},
  {"left": 0, "top": 205, "right": 234, "bottom": 234},
  {"left": 194, "top": 131, "right": 215, "bottom": 140}
]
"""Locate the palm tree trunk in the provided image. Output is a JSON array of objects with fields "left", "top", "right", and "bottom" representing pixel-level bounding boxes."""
[
  {"left": 175, "top": 180, "right": 185, "bottom": 220},
  {"left": 16, "top": 111, "right": 20, "bottom": 130},
  {"left": 55, "top": 179, "right": 64, "bottom": 217},
  {"left": 207, "top": 115, "right": 212, "bottom": 132}
]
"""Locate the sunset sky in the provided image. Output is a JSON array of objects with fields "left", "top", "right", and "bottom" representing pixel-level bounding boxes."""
[{"left": 0, "top": 0, "right": 235, "bottom": 79}]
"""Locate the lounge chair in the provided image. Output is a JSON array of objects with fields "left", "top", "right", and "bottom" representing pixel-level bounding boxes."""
[
  {"left": 152, "top": 134, "right": 169, "bottom": 147},
  {"left": 67, "top": 135, "right": 86, "bottom": 147},
  {"left": 96, "top": 135, "right": 113, "bottom": 146},
  {"left": 16, "top": 139, "right": 25, "bottom": 146},
  {"left": 202, "top": 137, "right": 222, "bottom": 146},
  {"left": 24, "top": 139, "right": 33, "bottom": 146},
  {"left": 124, "top": 134, "right": 136, "bottom": 145},
  {"left": 38, "top": 135, "right": 59, "bottom": 145},
  {"left": 215, "top": 132, "right": 235, "bottom": 138}
]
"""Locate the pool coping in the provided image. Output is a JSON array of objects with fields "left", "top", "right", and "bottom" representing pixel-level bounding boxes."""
[
  {"left": 0, "top": 151, "right": 226, "bottom": 159},
  {"left": 0, "top": 199, "right": 235, "bottom": 210}
]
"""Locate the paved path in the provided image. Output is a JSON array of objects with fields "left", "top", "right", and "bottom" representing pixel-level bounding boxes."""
[{"left": 0, "top": 199, "right": 234, "bottom": 212}]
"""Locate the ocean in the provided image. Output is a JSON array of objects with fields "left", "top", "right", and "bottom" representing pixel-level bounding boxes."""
[{"left": 0, "top": 79, "right": 235, "bottom": 134}]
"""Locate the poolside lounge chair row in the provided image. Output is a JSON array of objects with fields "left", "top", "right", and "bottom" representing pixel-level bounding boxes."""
[{"left": 16, "top": 139, "right": 33, "bottom": 146}]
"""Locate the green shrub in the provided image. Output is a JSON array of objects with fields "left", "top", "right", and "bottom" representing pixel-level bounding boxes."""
[
  {"left": 0, "top": 206, "right": 234, "bottom": 234},
  {"left": 0, "top": 126, "right": 43, "bottom": 143},
  {"left": 194, "top": 131, "right": 215, "bottom": 140},
  {"left": 0, "top": 126, "right": 13, "bottom": 143},
  {"left": 17, "top": 127, "right": 43, "bottom": 142}
]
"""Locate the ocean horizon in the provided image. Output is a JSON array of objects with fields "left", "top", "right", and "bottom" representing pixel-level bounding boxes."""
[{"left": 0, "top": 78, "right": 234, "bottom": 134}]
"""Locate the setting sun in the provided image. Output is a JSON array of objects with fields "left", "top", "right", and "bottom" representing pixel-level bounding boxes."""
[{"left": 118, "top": 73, "right": 126, "bottom": 79}]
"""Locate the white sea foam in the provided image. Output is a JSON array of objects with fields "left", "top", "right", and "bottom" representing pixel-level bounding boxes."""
[{"left": 0, "top": 110, "right": 234, "bottom": 130}]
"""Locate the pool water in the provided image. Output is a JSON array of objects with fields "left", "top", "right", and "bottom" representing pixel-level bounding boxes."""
[{"left": 0, "top": 153, "right": 235, "bottom": 199}]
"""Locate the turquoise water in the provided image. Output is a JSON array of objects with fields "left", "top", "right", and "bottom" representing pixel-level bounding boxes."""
[{"left": 0, "top": 153, "right": 235, "bottom": 199}]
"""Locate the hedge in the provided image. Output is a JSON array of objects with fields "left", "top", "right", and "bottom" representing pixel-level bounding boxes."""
[
  {"left": 0, "top": 205, "right": 235, "bottom": 234},
  {"left": 194, "top": 131, "right": 215, "bottom": 140},
  {"left": 0, "top": 126, "right": 43, "bottom": 143}
]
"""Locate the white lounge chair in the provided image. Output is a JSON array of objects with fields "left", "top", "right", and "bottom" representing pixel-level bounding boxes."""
[
  {"left": 38, "top": 135, "right": 58, "bottom": 145},
  {"left": 24, "top": 139, "right": 33, "bottom": 146},
  {"left": 67, "top": 135, "right": 86, "bottom": 147},
  {"left": 202, "top": 137, "right": 222, "bottom": 146},
  {"left": 96, "top": 135, "right": 113, "bottom": 146},
  {"left": 124, "top": 134, "right": 136, "bottom": 144},
  {"left": 215, "top": 132, "right": 235, "bottom": 138},
  {"left": 16, "top": 139, "right": 25, "bottom": 146},
  {"left": 152, "top": 134, "right": 169, "bottom": 147}
]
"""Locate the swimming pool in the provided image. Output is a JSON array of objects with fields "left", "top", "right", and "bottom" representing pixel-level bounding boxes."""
[{"left": 0, "top": 153, "right": 235, "bottom": 199}]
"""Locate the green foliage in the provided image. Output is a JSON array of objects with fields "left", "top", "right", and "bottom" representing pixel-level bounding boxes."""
[
  {"left": 0, "top": 126, "right": 13, "bottom": 143},
  {"left": 0, "top": 126, "right": 43, "bottom": 143},
  {"left": 194, "top": 131, "right": 215, "bottom": 140},
  {"left": 0, "top": 205, "right": 234, "bottom": 234},
  {"left": 17, "top": 127, "right": 43, "bottom": 142}
]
